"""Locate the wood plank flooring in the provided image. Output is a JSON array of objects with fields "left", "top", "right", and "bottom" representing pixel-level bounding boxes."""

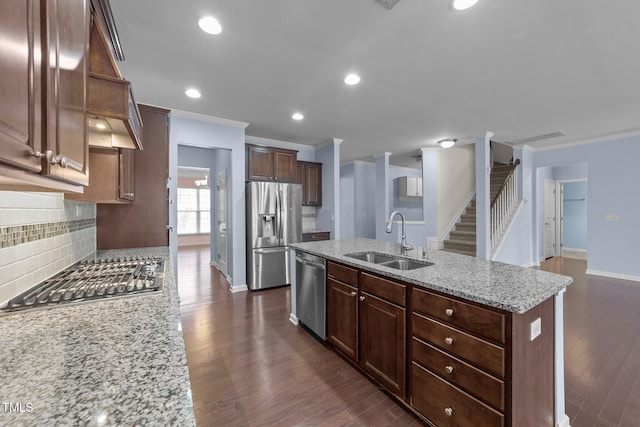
[
  {"left": 178, "top": 247, "right": 640, "bottom": 426},
  {"left": 538, "top": 257, "right": 640, "bottom": 427},
  {"left": 177, "top": 246, "right": 421, "bottom": 426}
]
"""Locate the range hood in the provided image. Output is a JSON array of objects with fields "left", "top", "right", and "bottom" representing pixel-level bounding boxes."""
[{"left": 87, "top": 13, "right": 143, "bottom": 150}]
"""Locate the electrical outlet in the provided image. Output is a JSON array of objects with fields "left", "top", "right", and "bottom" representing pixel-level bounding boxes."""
[
  {"left": 604, "top": 214, "right": 619, "bottom": 222},
  {"left": 530, "top": 318, "right": 541, "bottom": 341}
]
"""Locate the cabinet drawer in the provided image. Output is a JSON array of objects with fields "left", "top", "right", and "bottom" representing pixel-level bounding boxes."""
[
  {"left": 360, "top": 272, "right": 406, "bottom": 307},
  {"left": 302, "top": 232, "right": 330, "bottom": 242},
  {"left": 327, "top": 261, "right": 358, "bottom": 287},
  {"left": 412, "top": 287, "right": 506, "bottom": 343},
  {"left": 411, "top": 362, "right": 504, "bottom": 427},
  {"left": 412, "top": 313, "right": 504, "bottom": 378},
  {"left": 412, "top": 337, "right": 504, "bottom": 411}
]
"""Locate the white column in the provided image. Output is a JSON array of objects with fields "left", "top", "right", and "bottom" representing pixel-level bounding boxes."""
[{"left": 374, "top": 152, "right": 391, "bottom": 240}]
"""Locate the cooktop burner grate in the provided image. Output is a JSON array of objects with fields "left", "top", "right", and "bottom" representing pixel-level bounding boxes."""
[{"left": 1, "top": 257, "right": 164, "bottom": 314}]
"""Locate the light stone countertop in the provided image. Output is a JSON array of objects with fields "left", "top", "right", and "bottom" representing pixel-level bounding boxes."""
[
  {"left": 0, "top": 247, "right": 195, "bottom": 427},
  {"left": 291, "top": 238, "right": 573, "bottom": 313}
]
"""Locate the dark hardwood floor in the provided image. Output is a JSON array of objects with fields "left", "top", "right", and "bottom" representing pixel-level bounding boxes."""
[
  {"left": 539, "top": 257, "right": 640, "bottom": 427},
  {"left": 178, "top": 246, "right": 640, "bottom": 427},
  {"left": 177, "top": 246, "right": 421, "bottom": 426}
]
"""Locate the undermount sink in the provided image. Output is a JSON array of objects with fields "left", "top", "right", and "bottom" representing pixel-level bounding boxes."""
[
  {"left": 345, "top": 251, "right": 395, "bottom": 264},
  {"left": 377, "top": 258, "right": 433, "bottom": 270},
  {"left": 344, "top": 251, "right": 433, "bottom": 271}
]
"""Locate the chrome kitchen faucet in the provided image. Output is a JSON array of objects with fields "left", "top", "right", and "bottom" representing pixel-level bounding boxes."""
[{"left": 386, "top": 211, "right": 413, "bottom": 255}]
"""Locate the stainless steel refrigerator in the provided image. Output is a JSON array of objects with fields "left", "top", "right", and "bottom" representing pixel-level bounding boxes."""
[{"left": 246, "top": 182, "right": 302, "bottom": 290}]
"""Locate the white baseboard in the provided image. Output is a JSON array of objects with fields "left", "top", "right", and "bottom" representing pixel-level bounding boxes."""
[
  {"left": 586, "top": 269, "right": 640, "bottom": 283},
  {"left": 562, "top": 248, "right": 587, "bottom": 260},
  {"left": 177, "top": 242, "right": 211, "bottom": 247},
  {"left": 289, "top": 313, "right": 299, "bottom": 325},
  {"left": 229, "top": 284, "right": 248, "bottom": 292},
  {"left": 557, "top": 414, "right": 571, "bottom": 427},
  {"left": 521, "top": 261, "right": 538, "bottom": 268}
]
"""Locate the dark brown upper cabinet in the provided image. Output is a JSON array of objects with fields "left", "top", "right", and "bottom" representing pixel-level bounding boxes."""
[
  {"left": 296, "top": 161, "right": 322, "bottom": 206},
  {"left": 246, "top": 144, "right": 297, "bottom": 183},
  {"left": 0, "top": 0, "right": 90, "bottom": 192}
]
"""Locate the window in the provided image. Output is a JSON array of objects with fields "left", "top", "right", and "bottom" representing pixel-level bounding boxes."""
[{"left": 177, "top": 188, "right": 210, "bottom": 234}]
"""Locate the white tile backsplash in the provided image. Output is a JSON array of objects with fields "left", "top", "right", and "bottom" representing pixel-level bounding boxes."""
[
  {"left": 302, "top": 206, "right": 317, "bottom": 230},
  {"left": 0, "top": 191, "right": 96, "bottom": 305}
]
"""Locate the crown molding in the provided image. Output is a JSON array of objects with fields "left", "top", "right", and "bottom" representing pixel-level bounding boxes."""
[
  {"left": 245, "top": 135, "right": 314, "bottom": 151},
  {"left": 171, "top": 109, "right": 249, "bottom": 129}
]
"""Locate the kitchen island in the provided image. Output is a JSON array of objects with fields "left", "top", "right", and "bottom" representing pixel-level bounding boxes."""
[
  {"left": 290, "top": 238, "right": 573, "bottom": 427},
  {"left": 0, "top": 247, "right": 195, "bottom": 426}
]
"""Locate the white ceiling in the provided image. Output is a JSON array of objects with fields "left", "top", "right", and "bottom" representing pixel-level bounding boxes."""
[{"left": 110, "top": 0, "right": 640, "bottom": 167}]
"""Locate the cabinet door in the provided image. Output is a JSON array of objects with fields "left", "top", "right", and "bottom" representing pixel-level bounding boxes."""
[
  {"left": 327, "top": 278, "right": 358, "bottom": 362},
  {"left": 359, "top": 292, "right": 406, "bottom": 397},
  {"left": 296, "top": 162, "right": 304, "bottom": 186},
  {"left": 246, "top": 145, "right": 273, "bottom": 181},
  {"left": 305, "top": 162, "right": 322, "bottom": 206},
  {"left": 273, "top": 148, "right": 297, "bottom": 182},
  {"left": 41, "top": 0, "right": 89, "bottom": 185},
  {"left": 0, "top": 0, "right": 42, "bottom": 172},
  {"left": 119, "top": 148, "right": 134, "bottom": 201}
]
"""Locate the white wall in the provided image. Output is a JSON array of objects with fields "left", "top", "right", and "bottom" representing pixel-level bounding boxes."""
[{"left": 0, "top": 192, "right": 96, "bottom": 305}]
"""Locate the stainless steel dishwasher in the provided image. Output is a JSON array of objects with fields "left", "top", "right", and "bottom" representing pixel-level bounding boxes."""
[{"left": 295, "top": 251, "right": 326, "bottom": 340}]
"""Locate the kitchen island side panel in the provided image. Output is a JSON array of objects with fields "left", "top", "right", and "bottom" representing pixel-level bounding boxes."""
[{"left": 96, "top": 105, "right": 169, "bottom": 249}]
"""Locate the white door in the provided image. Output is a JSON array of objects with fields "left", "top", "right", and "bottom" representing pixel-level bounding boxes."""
[
  {"left": 544, "top": 180, "right": 556, "bottom": 259},
  {"left": 216, "top": 170, "right": 228, "bottom": 275}
]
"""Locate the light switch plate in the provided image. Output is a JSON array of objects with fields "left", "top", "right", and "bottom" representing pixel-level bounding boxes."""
[
  {"left": 530, "top": 318, "right": 541, "bottom": 341},
  {"left": 604, "top": 214, "right": 619, "bottom": 222}
]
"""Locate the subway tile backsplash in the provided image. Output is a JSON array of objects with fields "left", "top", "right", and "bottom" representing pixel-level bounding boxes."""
[
  {"left": 0, "top": 192, "right": 96, "bottom": 305},
  {"left": 302, "top": 206, "right": 317, "bottom": 230}
]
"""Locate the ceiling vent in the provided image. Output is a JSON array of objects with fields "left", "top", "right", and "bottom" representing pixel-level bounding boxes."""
[
  {"left": 502, "top": 130, "right": 567, "bottom": 146},
  {"left": 376, "top": 0, "right": 402, "bottom": 9}
]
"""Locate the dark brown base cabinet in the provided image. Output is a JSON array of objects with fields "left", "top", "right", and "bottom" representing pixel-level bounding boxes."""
[
  {"left": 302, "top": 231, "right": 330, "bottom": 242},
  {"left": 327, "top": 262, "right": 407, "bottom": 399},
  {"left": 325, "top": 260, "right": 556, "bottom": 427}
]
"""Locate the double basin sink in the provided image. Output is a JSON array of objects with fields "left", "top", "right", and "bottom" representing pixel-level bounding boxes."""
[{"left": 344, "top": 251, "right": 433, "bottom": 271}]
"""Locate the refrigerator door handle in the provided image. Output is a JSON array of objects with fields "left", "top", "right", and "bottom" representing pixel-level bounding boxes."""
[
  {"left": 276, "top": 185, "right": 283, "bottom": 241},
  {"left": 255, "top": 247, "right": 288, "bottom": 254}
]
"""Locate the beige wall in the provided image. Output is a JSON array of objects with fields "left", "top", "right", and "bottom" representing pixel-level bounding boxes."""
[{"left": 437, "top": 145, "right": 476, "bottom": 238}]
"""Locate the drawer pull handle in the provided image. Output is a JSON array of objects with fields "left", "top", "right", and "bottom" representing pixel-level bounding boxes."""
[
  {"left": 359, "top": 295, "right": 365, "bottom": 302},
  {"left": 445, "top": 337, "right": 454, "bottom": 345},
  {"left": 445, "top": 308, "right": 454, "bottom": 316},
  {"left": 445, "top": 365, "right": 454, "bottom": 374},
  {"left": 350, "top": 291, "right": 356, "bottom": 297},
  {"left": 444, "top": 407, "right": 453, "bottom": 417}
]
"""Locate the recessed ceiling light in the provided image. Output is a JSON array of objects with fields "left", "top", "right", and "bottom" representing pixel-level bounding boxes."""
[
  {"left": 95, "top": 123, "right": 107, "bottom": 130},
  {"left": 185, "top": 88, "right": 201, "bottom": 98},
  {"left": 438, "top": 138, "right": 457, "bottom": 148},
  {"left": 198, "top": 16, "right": 222, "bottom": 35},
  {"left": 344, "top": 73, "right": 361, "bottom": 85},
  {"left": 292, "top": 112, "right": 304, "bottom": 121},
  {"left": 452, "top": 0, "right": 479, "bottom": 10}
]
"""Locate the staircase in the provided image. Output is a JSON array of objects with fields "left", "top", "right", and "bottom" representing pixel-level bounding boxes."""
[{"left": 442, "top": 163, "right": 517, "bottom": 257}]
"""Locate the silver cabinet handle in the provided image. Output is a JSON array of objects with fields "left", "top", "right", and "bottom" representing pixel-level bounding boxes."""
[
  {"left": 32, "top": 150, "right": 83, "bottom": 171},
  {"left": 350, "top": 291, "right": 356, "bottom": 297},
  {"left": 445, "top": 365, "right": 454, "bottom": 374},
  {"left": 444, "top": 407, "right": 453, "bottom": 417},
  {"left": 445, "top": 308, "right": 454, "bottom": 317},
  {"left": 359, "top": 295, "right": 365, "bottom": 302},
  {"left": 445, "top": 337, "right": 454, "bottom": 345}
]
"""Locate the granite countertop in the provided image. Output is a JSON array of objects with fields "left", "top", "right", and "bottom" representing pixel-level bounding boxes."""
[
  {"left": 291, "top": 238, "right": 573, "bottom": 313},
  {"left": 0, "top": 247, "right": 195, "bottom": 427}
]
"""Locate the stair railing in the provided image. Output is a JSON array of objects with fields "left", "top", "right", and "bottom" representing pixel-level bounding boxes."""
[{"left": 490, "top": 159, "right": 521, "bottom": 250}]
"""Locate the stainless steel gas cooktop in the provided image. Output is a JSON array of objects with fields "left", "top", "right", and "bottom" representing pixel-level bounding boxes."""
[{"left": 1, "top": 257, "right": 164, "bottom": 314}]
